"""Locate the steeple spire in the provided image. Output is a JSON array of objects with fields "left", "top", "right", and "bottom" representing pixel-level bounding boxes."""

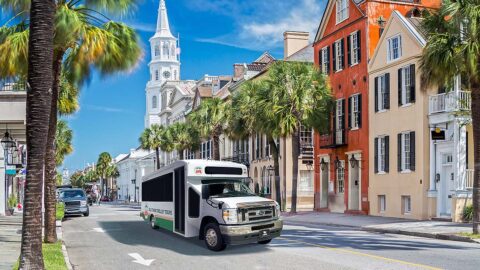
[{"left": 156, "top": 0, "right": 173, "bottom": 38}]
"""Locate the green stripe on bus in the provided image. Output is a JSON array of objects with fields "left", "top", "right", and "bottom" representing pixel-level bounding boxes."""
[{"left": 154, "top": 217, "right": 174, "bottom": 231}]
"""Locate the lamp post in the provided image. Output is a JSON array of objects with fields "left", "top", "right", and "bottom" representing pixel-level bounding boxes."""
[
  {"left": 131, "top": 169, "right": 137, "bottom": 202},
  {"left": 349, "top": 155, "right": 359, "bottom": 168},
  {"left": 320, "top": 158, "right": 328, "bottom": 171}
]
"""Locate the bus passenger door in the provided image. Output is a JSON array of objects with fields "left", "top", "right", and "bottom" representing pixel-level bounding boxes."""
[{"left": 174, "top": 167, "right": 185, "bottom": 234}]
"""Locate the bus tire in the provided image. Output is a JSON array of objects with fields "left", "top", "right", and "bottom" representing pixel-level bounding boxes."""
[
  {"left": 204, "top": 223, "right": 226, "bottom": 251},
  {"left": 258, "top": 239, "right": 272, "bottom": 245},
  {"left": 150, "top": 215, "right": 159, "bottom": 230}
]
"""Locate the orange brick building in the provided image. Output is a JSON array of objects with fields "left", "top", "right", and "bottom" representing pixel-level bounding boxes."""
[{"left": 313, "top": 0, "right": 440, "bottom": 214}]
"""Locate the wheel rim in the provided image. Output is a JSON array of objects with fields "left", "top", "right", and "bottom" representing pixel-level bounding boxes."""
[{"left": 206, "top": 228, "right": 218, "bottom": 247}]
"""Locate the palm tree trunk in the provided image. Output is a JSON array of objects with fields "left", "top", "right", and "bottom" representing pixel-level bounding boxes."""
[
  {"left": 268, "top": 136, "right": 281, "bottom": 208},
  {"left": 44, "top": 50, "right": 64, "bottom": 243},
  {"left": 155, "top": 147, "right": 160, "bottom": 170},
  {"left": 291, "top": 129, "right": 300, "bottom": 213},
  {"left": 212, "top": 133, "right": 221, "bottom": 160},
  {"left": 20, "top": 0, "right": 55, "bottom": 268},
  {"left": 471, "top": 89, "right": 480, "bottom": 234}
]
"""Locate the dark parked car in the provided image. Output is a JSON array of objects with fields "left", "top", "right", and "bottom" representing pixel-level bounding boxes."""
[{"left": 58, "top": 188, "right": 89, "bottom": 217}]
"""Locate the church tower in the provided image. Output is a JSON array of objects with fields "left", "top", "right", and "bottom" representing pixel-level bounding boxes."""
[{"left": 145, "top": 0, "right": 180, "bottom": 128}]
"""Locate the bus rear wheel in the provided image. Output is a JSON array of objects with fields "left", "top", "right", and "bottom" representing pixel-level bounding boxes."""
[
  {"left": 204, "top": 223, "right": 226, "bottom": 251},
  {"left": 150, "top": 216, "right": 158, "bottom": 229}
]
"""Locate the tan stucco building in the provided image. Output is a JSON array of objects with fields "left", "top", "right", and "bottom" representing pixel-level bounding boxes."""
[{"left": 368, "top": 11, "right": 433, "bottom": 219}]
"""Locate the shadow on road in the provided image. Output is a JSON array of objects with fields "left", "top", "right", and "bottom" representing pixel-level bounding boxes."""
[
  {"left": 98, "top": 220, "right": 273, "bottom": 256},
  {"left": 277, "top": 224, "right": 478, "bottom": 251}
]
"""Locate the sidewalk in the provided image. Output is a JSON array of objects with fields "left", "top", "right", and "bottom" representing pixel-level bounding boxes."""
[
  {"left": 0, "top": 212, "right": 22, "bottom": 269},
  {"left": 282, "top": 212, "right": 478, "bottom": 243}
]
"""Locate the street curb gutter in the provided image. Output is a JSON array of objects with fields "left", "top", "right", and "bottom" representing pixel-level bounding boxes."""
[
  {"left": 62, "top": 243, "right": 73, "bottom": 270},
  {"left": 284, "top": 221, "right": 479, "bottom": 244}
]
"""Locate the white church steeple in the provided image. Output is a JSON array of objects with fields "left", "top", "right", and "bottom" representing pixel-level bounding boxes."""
[{"left": 145, "top": 0, "right": 181, "bottom": 128}]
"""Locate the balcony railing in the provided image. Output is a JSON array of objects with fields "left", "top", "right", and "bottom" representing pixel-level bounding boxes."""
[
  {"left": 466, "top": 169, "right": 474, "bottom": 190},
  {"left": 429, "top": 91, "right": 471, "bottom": 115},
  {"left": 319, "top": 129, "right": 347, "bottom": 149},
  {"left": 223, "top": 153, "right": 250, "bottom": 166},
  {"left": 300, "top": 143, "right": 314, "bottom": 157},
  {"left": 1, "top": 79, "right": 27, "bottom": 92}
]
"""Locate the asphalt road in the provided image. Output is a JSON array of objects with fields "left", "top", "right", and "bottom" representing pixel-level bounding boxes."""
[{"left": 62, "top": 205, "right": 480, "bottom": 270}]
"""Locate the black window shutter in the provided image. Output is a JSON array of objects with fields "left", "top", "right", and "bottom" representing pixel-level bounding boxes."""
[
  {"left": 318, "top": 49, "right": 322, "bottom": 69},
  {"left": 333, "top": 109, "right": 337, "bottom": 143},
  {"left": 374, "top": 138, "right": 379, "bottom": 174},
  {"left": 410, "top": 131, "right": 416, "bottom": 171},
  {"left": 326, "top": 47, "right": 331, "bottom": 74},
  {"left": 357, "top": 30, "right": 361, "bottom": 63},
  {"left": 347, "top": 35, "right": 351, "bottom": 66},
  {"left": 385, "top": 136, "right": 390, "bottom": 173},
  {"left": 385, "top": 73, "right": 391, "bottom": 109},
  {"left": 410, "top": 64, "right": 416, "bottom": 103},
  {"left": 348, "top": 97, "right": 352, "bottom": 129},
  {"left": 374, "top": 77, "right": 379, "bottom": 112},
  {"left": 341, "top": 99, "right": 346, "bottom": 129},
  {"left": 397, "top": 133, "right": 402, "bottom": 172},
  {"left": 340, "top": 39, "right": 345, "bottom": 70},
  {"left": 332, "top": 44, "right": 337, "bottom": 72},
  {"left": 398, "top": 68, "right": 403, "bottom": 106},
  {"left": 358, "top": 94, "right": 362, "bottom": 128}
]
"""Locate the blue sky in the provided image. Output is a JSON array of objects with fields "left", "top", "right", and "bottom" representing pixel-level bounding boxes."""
[{"left": 3, "top": 0, "right": 327, "bottom": 171}]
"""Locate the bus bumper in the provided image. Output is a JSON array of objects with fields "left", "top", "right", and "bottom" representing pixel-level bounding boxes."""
[{"left": 220, "top": 219, "right": 283, "bottom": 245}]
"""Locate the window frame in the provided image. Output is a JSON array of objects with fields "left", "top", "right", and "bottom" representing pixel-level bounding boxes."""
[
  {"left": 334, "top": 39, "right": 343, "bottom": 72},
  {"left": 321, "top": 46, "right": 329, "bottom": 73},
  {"left": 378, "top": 195, "right": 386, "bottom": 213},
  {"left": 336, "top": 0, "right": 349, "bottom": 24},
  {"left": 350, "top": 31, "right": 359, "bottom": 66},
  {"left": 401, "top": 66, "right": 412, "bottom": 105},
  {"left": 402, "top": 195, "right": 412, "bottom": 214},
  {"left": 378, "top": 136, "right": 386, "bottom": 173},
  {"left": 336, "top": 160, "right": 345, "bottom": 193},
  {"left": 350, "top": 94, "right": 360, "bottom": 129},
  {"left": 387, "top": 35, "right": 402, "bottom": 62},
  {"left": 152, "top": 95, "right": 158, "bottom": 109}
]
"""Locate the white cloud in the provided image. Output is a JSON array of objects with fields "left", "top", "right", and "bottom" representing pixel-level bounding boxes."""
[
  {"left": 190, "top": 0, "right": 325, "bottom": 51},
  {"left": 84, "top": 105, "right": 128, "bottom": 113}
]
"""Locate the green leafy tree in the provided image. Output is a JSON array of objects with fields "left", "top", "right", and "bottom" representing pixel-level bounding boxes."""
[
  {"left": 264, "top": 61, "right": 332, "bottom": 213},
  {"left": 70, "top": 170, "right": 86, "bottom": 188},
  {"left": 420, "top": 0, "right": 480, "bottom": 233},
  {"left": 105, "top": 163, "right": 119, "bottom": 199},
  {"left": 0, "top": 0, "right": 142, "bottom": 244},
  {"left": 189, "top": 98, "right": 228, "bottom": 160},
  {"left": 140, "top": 124, "right": 167, "bottom": 170},
  {"left": 167, "top": 122, "right": 201, "bottom": 160},
  {"left": 55, "top": 120, "right": 73, "bottom": 166}
]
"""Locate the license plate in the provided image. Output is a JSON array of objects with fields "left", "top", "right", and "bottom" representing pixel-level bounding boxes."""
[{"left": 260, "top": 230, "right": 269, "bottom": 237}]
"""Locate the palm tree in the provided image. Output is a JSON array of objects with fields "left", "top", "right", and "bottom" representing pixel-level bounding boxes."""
[
  {"left": 55, "top": 120, "right": 73, "bottom": 166},
  {"left": 420, "top": 0, "right": 480, "bottom": 233},
  {"left": 140, "top": 124, "right": 166, "bottom": 170},
  {"left": 105, "top": 164, "right": 120, "bottom": 199},
  {"left": 96, "top": 152, "right": 113, "bottom": 197},
  {"left": 189, "top": 98, "right": 228, "bottom": 160},
  {"left": 265, "top": 61, "right": 332, "bottom": 213},
  {"left": 70, "top": 171, "right": 86, "bottom": 188},
  {"left": 168, "top": 122, "right": 201, "bottom": 160},
  {"left": 18, "top": 0, "right": 55, "bottom": 268},
  {"left": 0, "top": 0, "right": 142, "bottom": 243}
]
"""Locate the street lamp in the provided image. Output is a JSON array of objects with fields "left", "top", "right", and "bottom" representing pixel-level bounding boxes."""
[
  {"left": 1, "top": 130, "right": 16, "bottom": 151},
  {"left": 334, "top": 156, "right": 342, "bottom": 170},
  {"left": 349, "top": 155, "right": 359, "bottom": 168},
  {"left": 320, "top": 158, "right": 328, "bottom": 171}
]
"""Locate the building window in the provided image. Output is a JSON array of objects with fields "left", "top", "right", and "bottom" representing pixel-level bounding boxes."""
[
  {"left": 154, "top": 45, "right": 160, "bottom": 57},
  {"left": 398, "top": 65, "right": 416, "bottom": 106},
  {"left": 262, "top": 167, "right": 271, "bottom": 195},
  {"left": 336, "top": 99, "right": 345, "bottom": 144},
  {"left": 348, "top": 94, "right": 361, "bottom": 129},
  {"left": 333, "top": 39, "right": 344, "bottom": 71},
  {"left": 155, "top": 70, "right": 159, "bottom": 81},
  {"left": 321, "top": 46, "right": 330, "bottom": 74},
  {"left": 349, "top": 31, "right": 360, "bottom": 65},
  {"left": 336, "top": 0, "right": 349, "bottom": 24},
  {"left": 374, "top": 136, "right": 389, "bottom": 173},
  {"left": 174, "top": 70, "right": 177, "bottom": 80},
  {"left": 387, "top": 35, "right": 402, "bottom": 61},
  {"left": 152, "top": 96, "right": 157, "bottom": 109},
  {"left": 300, "top": 125, "right": 313, "bottom": 147},
  {"left": 378, "top": 195, "right": 386, "bottom": 213},
  {"left": 186, "top": 149, "right": 195, "bottom": 160},
  {"left": 336, "top": 160, "right": 345, "bottom": 193},
  {"left": 375, "top": 73, "right": 390, "bottom": 112},
  {"left": 398, "top": 132, "right": 415, "bottom": 172},
  {"left": 402, "top": 196, "right": 411, "bottom": 214},
  {"left": 163, "top": 42, "right": 169, "bottom": 57},
  {"left": 201, "top": 140, "right": 211, "bottom": 159},
  {"left": 299, "top": 170, "right": 314, "bottom": 194}
]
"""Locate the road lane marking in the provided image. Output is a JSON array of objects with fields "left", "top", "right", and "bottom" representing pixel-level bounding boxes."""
[
  {"left": 128, "top": 253, "right": 155, "bottom": 266},
  {"left": 92, "top": 228, "right": 105, "bottom": 233},
  {"left": 277, "top": 237, "right": 442, "bottom": 270}
]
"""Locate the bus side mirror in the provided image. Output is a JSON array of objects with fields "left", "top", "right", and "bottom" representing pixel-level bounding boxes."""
[{"left": 202, "top": 185, "right": 209, "bottom": 200}]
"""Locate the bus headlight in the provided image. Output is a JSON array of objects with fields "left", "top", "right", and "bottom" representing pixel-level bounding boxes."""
[{"left": 222, "top": 209, "right": 238, "bottom": 224}]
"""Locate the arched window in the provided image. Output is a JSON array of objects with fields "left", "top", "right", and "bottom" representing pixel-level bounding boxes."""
[
  {"left": 152, "top": 96, "right": 157, "bottom": 109},
  {"left": 163, "top": 42, "right": 169, "bottom": 57},
  {"left": 154, "top": 45, "right": 160, "bottom": 57}
]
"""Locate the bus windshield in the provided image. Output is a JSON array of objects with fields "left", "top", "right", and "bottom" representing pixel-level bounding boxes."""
[{"left": 205, "top": 180, "right": 255, "bottom": 198}]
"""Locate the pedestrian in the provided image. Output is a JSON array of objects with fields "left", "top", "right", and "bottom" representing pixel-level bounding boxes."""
[{"left": 93, "top": 183, "right": 100, "bottom": 206}]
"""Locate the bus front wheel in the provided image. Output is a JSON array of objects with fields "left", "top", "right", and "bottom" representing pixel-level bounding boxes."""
[
  {"left": 150, "top": 216, "right": 159, "bottom": 229},
  {"left": 204, "top": 223, "right": 226, "bottom": 251}
]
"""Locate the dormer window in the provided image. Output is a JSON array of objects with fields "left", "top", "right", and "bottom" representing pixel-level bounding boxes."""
[
  {"left": 336, "top": 0, "right": 349, "bottom": 24},
  {"left": 387, "top": 35, "right": 402, "bottom": 62}
]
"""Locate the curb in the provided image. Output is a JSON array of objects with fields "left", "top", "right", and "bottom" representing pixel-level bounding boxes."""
[
  {"left": 284, "top": 220, "right": 479, "bottom": 244},
  {"left": 62, "top": 242, "right": 74, "bottom": 270}
]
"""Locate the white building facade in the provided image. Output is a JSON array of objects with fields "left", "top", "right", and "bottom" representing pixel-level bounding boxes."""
[{"left": 115, "top": 149, "right": 154, "bottom": 202}]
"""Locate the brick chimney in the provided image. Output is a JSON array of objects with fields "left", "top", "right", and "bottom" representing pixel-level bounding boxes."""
[
  {"left": 283, "top": 31, "right": 309, "bottom": 59},
  {"left": 233, "top": 63, "right": 247, "bottom": 81}
]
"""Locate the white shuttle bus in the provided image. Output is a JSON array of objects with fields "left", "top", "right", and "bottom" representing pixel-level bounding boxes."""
[{"left": 140, "top": 160, "right": 283, "bottom": 251}]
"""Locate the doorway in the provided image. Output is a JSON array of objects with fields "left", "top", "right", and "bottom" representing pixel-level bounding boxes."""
[
  {"left": 349, "top": 158, "right": 360, "bottom": 211},
  {"left": 439, "top": 153, "right": 453, "bottom": 216},
  {"left": 174, "top": 167, "right": 185, "bottom": 234}
]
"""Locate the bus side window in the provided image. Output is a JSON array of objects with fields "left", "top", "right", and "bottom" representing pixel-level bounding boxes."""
[{"left": 188, "top": 188, "right": 200, "bottom": 218}]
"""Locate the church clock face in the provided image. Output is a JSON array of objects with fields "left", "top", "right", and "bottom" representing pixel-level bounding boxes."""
[{"left": 163, "top": 71, "right": 171, "bottom": 79}]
